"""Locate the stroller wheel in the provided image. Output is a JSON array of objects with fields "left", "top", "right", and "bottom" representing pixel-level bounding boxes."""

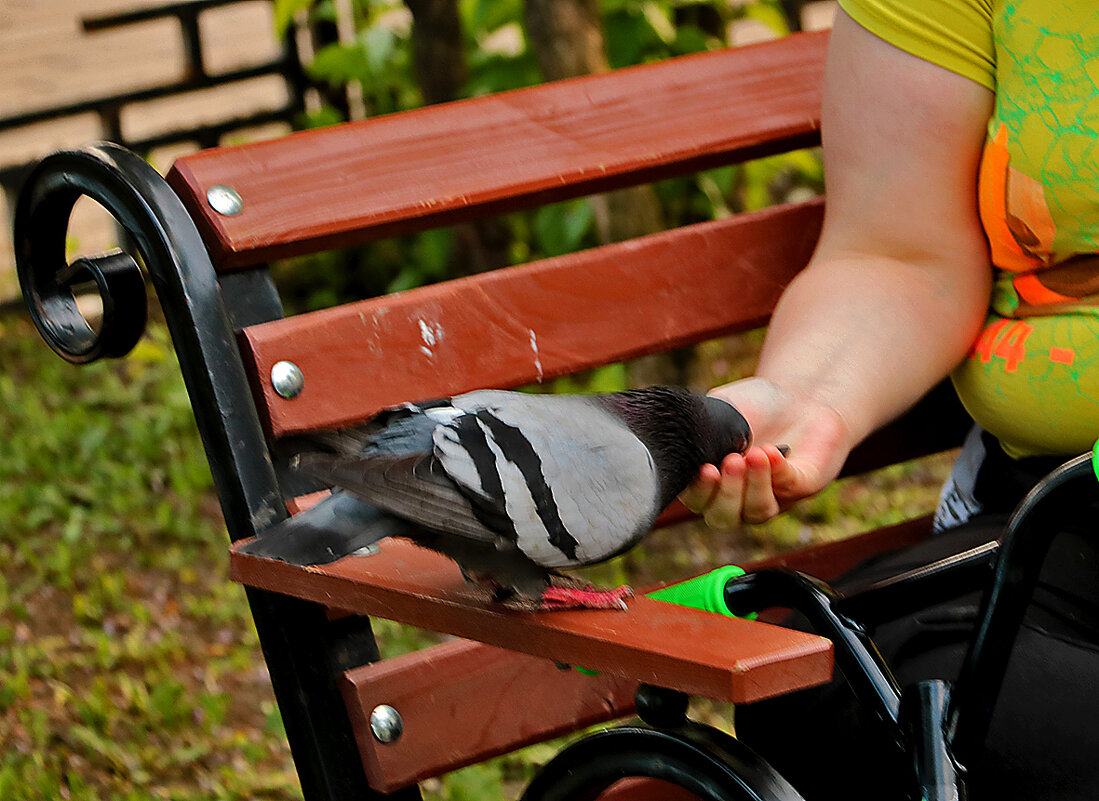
[{"left": 520, "top": 723, "right": 807, "bottom": 801}]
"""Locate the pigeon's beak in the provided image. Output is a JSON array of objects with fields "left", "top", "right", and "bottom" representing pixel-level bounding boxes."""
[{"left": 700, "top": 395, "right": 752, "bottom": 465}]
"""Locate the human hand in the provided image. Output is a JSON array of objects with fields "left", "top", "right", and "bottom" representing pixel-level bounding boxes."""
[{"left": 679, "top": 378, "right": 851, "bottom": 527}]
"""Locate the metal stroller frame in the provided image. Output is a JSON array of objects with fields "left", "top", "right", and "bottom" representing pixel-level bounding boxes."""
[{"left": 522, "top": 451, "right": 1098, "bottom": 801}]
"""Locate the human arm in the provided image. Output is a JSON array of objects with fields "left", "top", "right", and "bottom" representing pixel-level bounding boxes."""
[{"left": 681, "top": 8, "right": 994, "bottom": 527}]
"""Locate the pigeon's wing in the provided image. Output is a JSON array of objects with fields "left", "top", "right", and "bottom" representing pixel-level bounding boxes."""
[
  {"left": 304, "top": 400, "right": 462, "bottom": 460},
  {"left": 294, "top": 450, "right": 504, "bottom": 543},
  {"left": 295, "top": 390, "right": 661, "bottom": 569},
  {"left": 237, "top": 489, "right": 408, "bottom": 565},
  {"left": 434, "top": 394, "right": 660, "bottom": 569}
]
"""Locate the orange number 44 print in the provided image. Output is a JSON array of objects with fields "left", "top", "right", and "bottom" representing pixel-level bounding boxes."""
[{"left": 971, "top": 320, "right": 1034, "bottom": 373}]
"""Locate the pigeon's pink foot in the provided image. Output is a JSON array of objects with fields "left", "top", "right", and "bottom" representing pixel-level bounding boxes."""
[{"left": 539, "top": 584, "right": 634, "bottom": 611}]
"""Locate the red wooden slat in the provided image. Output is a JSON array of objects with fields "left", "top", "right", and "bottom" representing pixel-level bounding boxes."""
[
  {"left": 240, "top": 198, "right": 823, "bottom": 437},
  {"left": 230, "top": 538, "right": 833, "bottom": 704},
  {"left": 340, "top": 639, "right": 637, "bottom": 792},
  {"left": 166, "top": 32, "right": 826, "bottom": 270},
  {"left": 324, "top": 516, "right": 936, "bottom": 791}
]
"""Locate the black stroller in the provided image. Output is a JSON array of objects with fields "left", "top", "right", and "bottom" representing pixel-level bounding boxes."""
[{"left": 521, "top": 448, "right": 1099, "bottom": 801}]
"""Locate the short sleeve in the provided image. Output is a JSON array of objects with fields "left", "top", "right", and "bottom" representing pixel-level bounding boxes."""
[{"left": 837, "top": 0, "right": 995, "bottom": 92}]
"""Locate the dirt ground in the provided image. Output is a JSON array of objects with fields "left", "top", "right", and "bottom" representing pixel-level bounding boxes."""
[{"left": 0, "top": 0, "right": 292, "bottom": 296}]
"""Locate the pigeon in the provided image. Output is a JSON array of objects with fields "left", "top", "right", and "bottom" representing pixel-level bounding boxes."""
[{"left": 240, "top": 386, "right": 751, "bottom": 609}]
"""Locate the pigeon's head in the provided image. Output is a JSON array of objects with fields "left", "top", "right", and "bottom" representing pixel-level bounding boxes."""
[
  {"left": 697, "top": 394, "right": 753, "bottom": 464},
  {"left": 603, "top": 386, "right": 751, "bottom": 506}
]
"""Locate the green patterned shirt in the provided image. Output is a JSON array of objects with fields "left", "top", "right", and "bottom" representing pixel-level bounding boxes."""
[{"left": 839, "top": 0, "right": 1099, "bottom": 457}]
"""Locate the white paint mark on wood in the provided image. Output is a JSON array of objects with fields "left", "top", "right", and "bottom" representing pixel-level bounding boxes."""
[
  {"left": 418, "top": 319, "right": 444, "bottom": 358},
  {"left": 530, "top": 330, "right": 543, "bottom": 381},
  {"left": 419, "top": 319, "right": 437, "bottom": 347}
]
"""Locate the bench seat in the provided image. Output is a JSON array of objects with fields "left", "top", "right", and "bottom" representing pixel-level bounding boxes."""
[{"left": 231, "top": 537, "right": 834, "bottom": 705}]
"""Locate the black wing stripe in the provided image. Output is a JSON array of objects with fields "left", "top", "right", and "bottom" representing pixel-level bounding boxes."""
[
  {"left": 475, "top": 410, "right": 579, "bottom": 561},
  {"left": 296, "top": 453, "right": 495, "bottom": 541},
  {"left": 450, "top": 413, "right": 518, "bottom": 541}
]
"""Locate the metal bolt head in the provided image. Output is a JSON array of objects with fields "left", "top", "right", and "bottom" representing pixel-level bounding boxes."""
[
  {"left": 207, "top": 184, "right": 243, "bottom": 216},
  {"left": 270, "top": 360, "right": 304, "bottom": 399},
  {"left": 370, "top": 705, "right": 403, "bottom": 744}
]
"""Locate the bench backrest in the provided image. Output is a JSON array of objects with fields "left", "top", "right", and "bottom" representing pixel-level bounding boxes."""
[
  {"left": 165, "top": 33, "right": 826, "bottom": 437},
  {"left": 167, "top": 28, "right": 964, "bottom": 479}
]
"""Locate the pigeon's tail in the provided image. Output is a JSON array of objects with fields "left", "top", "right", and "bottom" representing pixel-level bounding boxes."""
[{"left": 237, "top": 489, "right": 407, "bottom": 565}]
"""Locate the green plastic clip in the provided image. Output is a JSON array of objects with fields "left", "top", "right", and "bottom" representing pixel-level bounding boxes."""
[
  {"left": 646, "top": 564, "right": 756, "bottom": 620},
  {"left": 1092, "top": 439, "right": 1099, "bottom": 484},
  {"left": 573, "top": 565, "right": 756, "bottom": 676}
]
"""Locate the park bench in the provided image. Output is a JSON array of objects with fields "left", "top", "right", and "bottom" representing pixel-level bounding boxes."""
[{"left": 16, "top": 27, "right": 989, "bottom": 800}]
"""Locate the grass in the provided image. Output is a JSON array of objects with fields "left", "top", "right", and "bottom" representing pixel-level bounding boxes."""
[
  {"left": 0, "top": 315, "right": 301, "bottom": 800},
  {"left": 0, "top": 313, "right": 953, "bottom": 800}
]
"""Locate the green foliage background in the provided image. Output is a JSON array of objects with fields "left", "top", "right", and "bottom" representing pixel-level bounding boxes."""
[{"left": 269, "top": 0, "right": 822, "bottom": 313}]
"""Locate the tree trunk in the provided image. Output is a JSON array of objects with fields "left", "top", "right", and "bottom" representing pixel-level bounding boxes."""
[
  {"left": 523, "top": 0, "right": 665, "bottom": 245},
  {"left": 404, "top": 0, "right": 510, "bottom": 276},
  {"left": 405, "top": 0, "right": 467, "bottom": 105},
  {"left": 524, "top": 0, "right": 690, "bottom": 387},
  {"left": 524, "top": 0, "right": 607, "bottom": 79}
]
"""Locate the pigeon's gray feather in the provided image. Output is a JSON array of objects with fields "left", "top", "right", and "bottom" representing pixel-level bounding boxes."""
[
  {"left": 293, "top": 452, "right": 502, "bottom": 543},
  {"left": 237, "top": 489, "right": 407, "bottom": 564},
  {"left": 432, "top": 394, "right": 657, "bottom": 567}
]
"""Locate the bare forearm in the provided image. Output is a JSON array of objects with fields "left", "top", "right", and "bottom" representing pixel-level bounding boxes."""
[
  {"left": 756, "top": 247, "right": 991, "bottom": 452},
  {"left": 749, "top": 6, "right": 994, "bottom": 457},
  {"left": 682, "top": 10, "right": 994, "bottom": 527}
]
